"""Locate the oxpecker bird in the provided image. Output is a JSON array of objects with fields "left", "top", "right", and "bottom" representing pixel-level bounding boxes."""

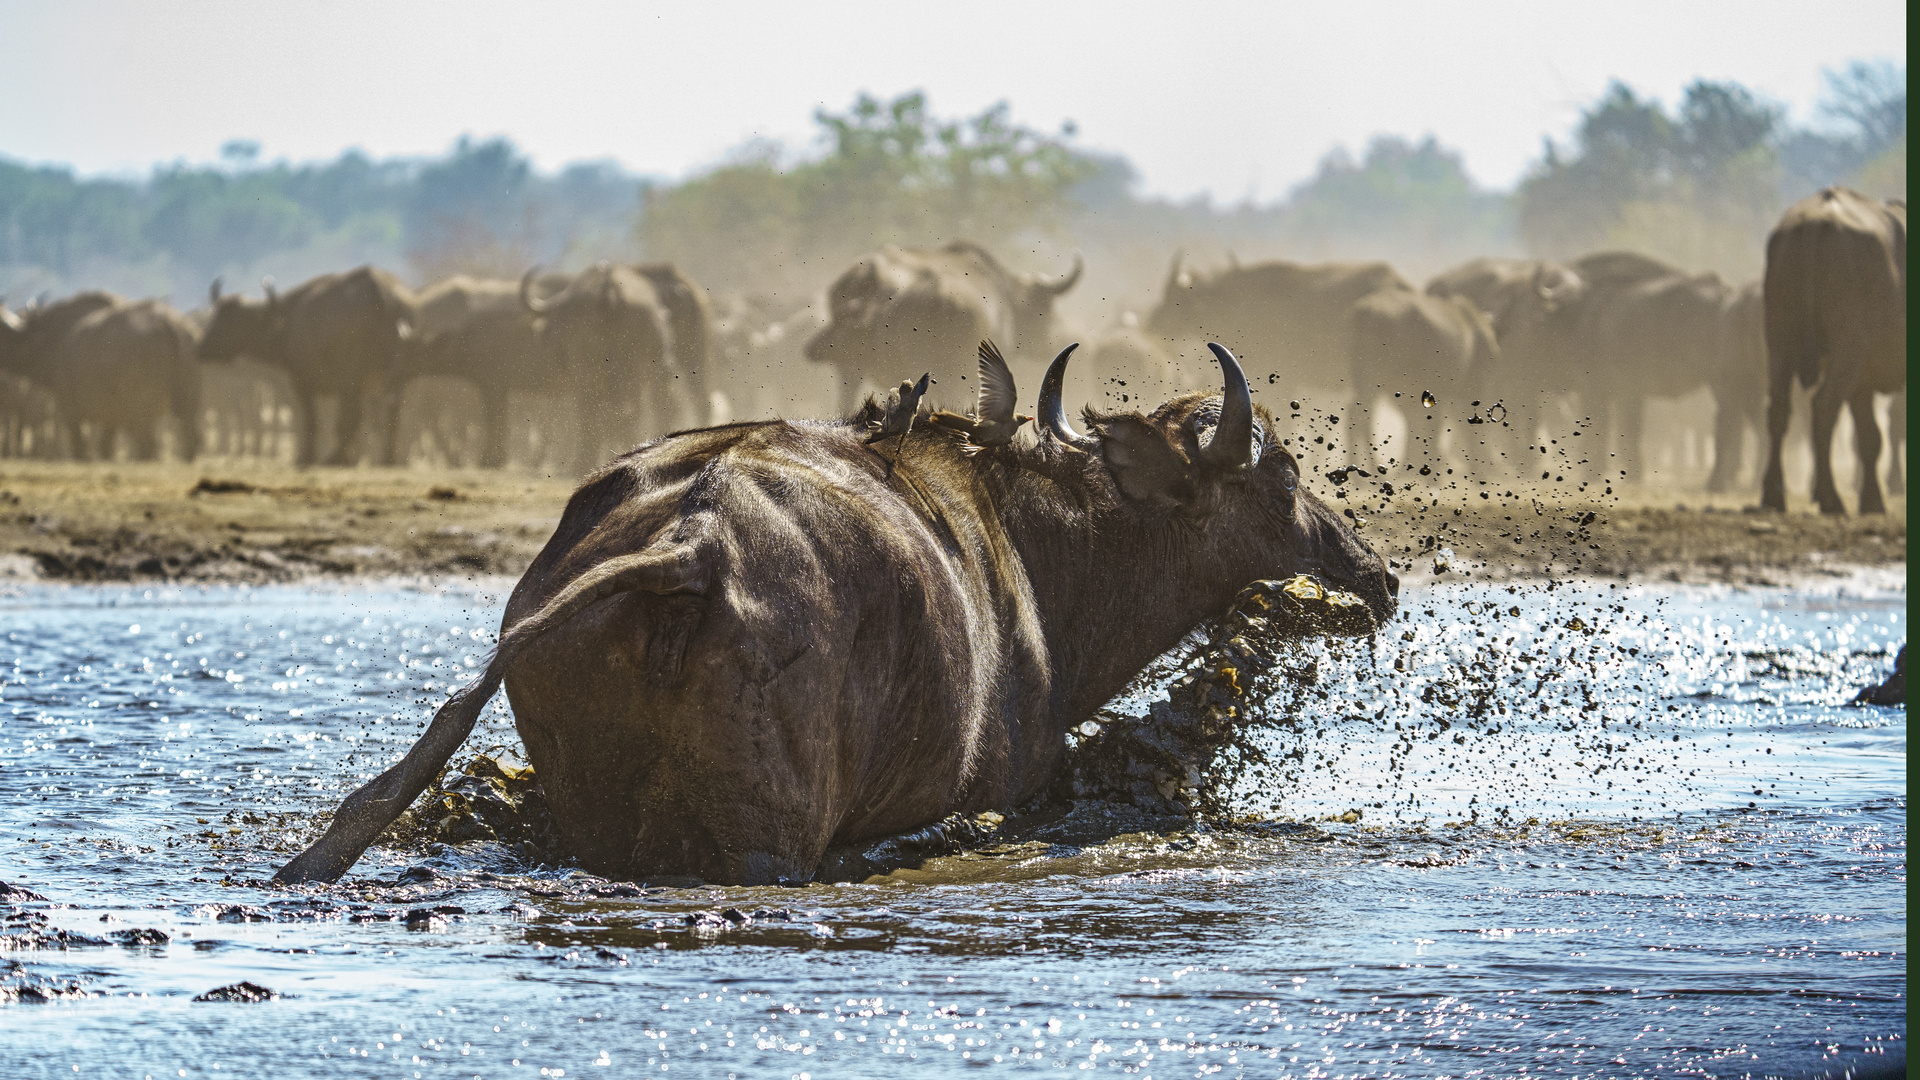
[
  {"left": 864, "top": 371, "right": 931, "bottom": 476},
  {"left": 929, "top": 339, "right": 1033, "bottom": 454}
]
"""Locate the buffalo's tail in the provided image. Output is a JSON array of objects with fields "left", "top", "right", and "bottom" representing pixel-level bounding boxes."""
[{"left": 271, "top": 545, "right": 708, "bottom": 885}]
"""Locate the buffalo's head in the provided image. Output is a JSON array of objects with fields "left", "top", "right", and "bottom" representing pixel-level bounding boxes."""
[
  {"left": 1145, "top": 252, "right": 1216, "bottom": 341},
  {"left": 1008, "top": 252, "right": 1083, "bottom": 350},
  {"left": 802, "top": 256, "right": 885, "bottom": 365},
  {"left": 1039, "top": 341, "right": 1397, "bottom": 626},
  {"left": 198, "top": 278, "right": 283, "bottom": 362}
]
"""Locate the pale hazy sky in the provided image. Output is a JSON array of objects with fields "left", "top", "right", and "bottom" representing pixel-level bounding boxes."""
[{"left": 0, "top": 0, "right": 1905, "bottom": 200}]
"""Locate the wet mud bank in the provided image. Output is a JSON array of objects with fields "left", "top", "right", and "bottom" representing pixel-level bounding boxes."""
[
  {"left": 0, "top": 462, "right": 572, "bottom": 583},
  {"left": 0, "top": 460, "right": 1903, "bottom": 585}
]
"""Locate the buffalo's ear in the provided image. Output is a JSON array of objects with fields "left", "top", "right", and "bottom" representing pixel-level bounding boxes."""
[{"left": 1095, "top": 414, "right": 1197, "bottom": 509}]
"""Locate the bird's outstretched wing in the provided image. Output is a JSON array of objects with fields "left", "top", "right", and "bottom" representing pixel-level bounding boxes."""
[{"left": 976, "top": 340, "right": 1019, "bottom": 424}]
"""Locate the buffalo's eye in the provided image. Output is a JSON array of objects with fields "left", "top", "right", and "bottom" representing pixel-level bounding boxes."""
[{"left": 1281, "top": 469, "right": 1297, "bottom": 493}]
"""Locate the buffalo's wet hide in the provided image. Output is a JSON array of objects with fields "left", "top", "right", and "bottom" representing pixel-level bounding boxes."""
[{"left": 382, "top": 575, "right": 1374, "bottom": 882}]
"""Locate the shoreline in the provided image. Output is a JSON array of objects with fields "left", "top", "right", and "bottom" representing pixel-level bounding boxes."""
[{"left": 0, "top": 460, "right": 1904, "bottom": 588}]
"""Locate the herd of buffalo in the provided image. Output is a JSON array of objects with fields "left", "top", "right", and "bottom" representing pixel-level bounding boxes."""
[
  {"left": 266, "top": 186, "right": 1901, "bottom": 887},
  {"left": 0, "top": 186, "right": 1904, "bottom": 515}
]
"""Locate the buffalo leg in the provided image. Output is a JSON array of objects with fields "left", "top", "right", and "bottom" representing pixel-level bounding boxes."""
[
  {"left": 572, "top": 396, "right": 609, "bottom": 477},
  {"left": 334, "top": 393, "right": 365, "bottom": 466},
  {"left": 1807, "top": 380, "right": 1848, "bottom": 515},
  {"left": 1887, "top": 391, "right": 1906, "bottom": 497},
  {"left": 480, "top": 389, "right": 510, "bottom": 469},
  {"left": 1614, "top": 395, "right": 1643, "bottom": 486},
  {"left": 1706, "top": 389, "right": 1747, "bottom": 494},
  {"left": 1760, "top": 372, "right": 1794, "bottom": 512},
  {"left": 369, "top": 386, "right": 401, "bottom": 467},
  {"left": 1849, "top": 387, "right": 1886, "bottom": 515},
  {"left": 130, "top": 424, "right": 158, "bottom": 462},
  {"left": 294, "top": 392, "right": 321, "bottom": 468}
]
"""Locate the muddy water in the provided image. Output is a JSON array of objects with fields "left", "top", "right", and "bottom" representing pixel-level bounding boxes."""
[{"left": 0, "top": 576, "right": 1903, "bottom": 1079}]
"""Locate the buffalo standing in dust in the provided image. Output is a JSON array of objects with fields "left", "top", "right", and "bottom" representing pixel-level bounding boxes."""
[
  {"left": 0, "top": 290, "right": 123, "bottom": 387},
  {"left": 1346, "top": 289, "right": 1502, "bottom": 469},
  {"left": 0, "top": 291, "right": 123, "bottom": 458},
  {"left": 708, "top": 294, "right": 833, "bottom": 421},
  {"left": 804, "top": 241, "right": 1082, "bottom": 415},
  {"left": 519, "top": 262, "right": 714, "bottom": 473},
  {"left": 1424, "top": 257, "right": 1582, "bottom": 330},
  {"left": 1761, "top": 187, "right": 1907, "bottom": 515},
  {"left": 198, "top": 266, "right": 420, "bottom": 466},
  {"left": 1430, "top": 253, "right": 1751, "bottom": 486},
  {"left": 55, "top": 299, "right": 203, "bottom": 461},
  {"left": 398, "top": 275, "right": 552, "bottom": 468},
  {"left": 1149, "top": 255, "right": 1412, "bottom": 407},
  {"left": 274, "top": 343, "right": 1396, "bottom": 886},
  {"left": 1712, "top": 282, "right": 1767, "bottom": 494}
]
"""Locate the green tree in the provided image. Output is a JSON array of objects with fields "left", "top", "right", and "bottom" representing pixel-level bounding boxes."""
[
  {"left": 0, "top": 162, "right": 146, "bottom": 275},
  {"left": 1518, "top": 79, "right": 1786, "bottom": 277},
  {"left": 638, "top": 91, "right": 1100, "bottom": 297},
  {"left": 143, "top": 166, "right": 317, "bottom": 280},
  {"left": 405, "top": 136, "right": 538, "bottom": 279},
  {"left": 1782, "top": 61, "right": 1906, "bottom": 200},
  {"left": 1280, "top": 134, "right": 1513, "bottom": 254},
  {"left": 1517, "top": 82, "right": 1675, "bottom": 258}
]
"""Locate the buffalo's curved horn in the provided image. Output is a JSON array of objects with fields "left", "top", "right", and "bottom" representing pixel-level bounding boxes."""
[
  {"left": 272, "top": 544, "right": 708, "bottom": 885},
  {"left": 1038, "top": 252, "right": 1084, "bottom": 295},
  {"left": 1038, "top": 343, "right": 1097, "bottom": 452},
  {"left": 208, "top": 277, "right": 223, "bottom": 305},
  {"left": 1532, "top": 263, "right": 1578, "bottom": 304},
  {"left": 520, "top": 266, "right": 554, "bottom": 315},
  {"left": 1199, "top": 342, "right": 1256, "bottom": 471}
]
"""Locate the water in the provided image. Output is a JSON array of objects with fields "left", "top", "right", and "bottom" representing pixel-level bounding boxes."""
[{"left": 0, "top": 575, "right": 1904, "bottom": 1079}]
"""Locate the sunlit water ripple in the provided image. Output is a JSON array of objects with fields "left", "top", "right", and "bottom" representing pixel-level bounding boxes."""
[{"left": 0, "top": 574, "right": 1903, "bottom": 1079}]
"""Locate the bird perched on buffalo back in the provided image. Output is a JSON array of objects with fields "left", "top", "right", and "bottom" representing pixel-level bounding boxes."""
[
  {"left": 864, "top": 371, "right": 931, "bottom": 476},
  {"left": 929, "top": 340, "right": 1033, "bottom": 454}
]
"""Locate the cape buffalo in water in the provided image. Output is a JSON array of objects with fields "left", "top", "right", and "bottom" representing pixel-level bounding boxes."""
[
  {"left": 804, "top": 241, "right": 1082, "bottom": 415},
  {"left": 274, "top": 342, "right": 1396, "bottom": 886},
  {"left": 198, "top": 267, "right": 419, "bottom": 466},
  {"left": 1761, "top": 187, "right": 1907, "bottom": 515}
]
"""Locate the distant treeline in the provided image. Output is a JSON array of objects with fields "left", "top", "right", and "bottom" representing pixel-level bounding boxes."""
[
  {"left": 0, "top": 61, "right": 1903, "bottom": 308},
  {"left": 0, "top": 138, "right": 644, "bottom": 305}
]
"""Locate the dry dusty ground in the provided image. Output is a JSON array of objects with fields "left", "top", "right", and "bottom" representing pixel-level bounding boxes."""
[{"left": 0, "top": 458, "right": 1903, "bottom": 587}]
